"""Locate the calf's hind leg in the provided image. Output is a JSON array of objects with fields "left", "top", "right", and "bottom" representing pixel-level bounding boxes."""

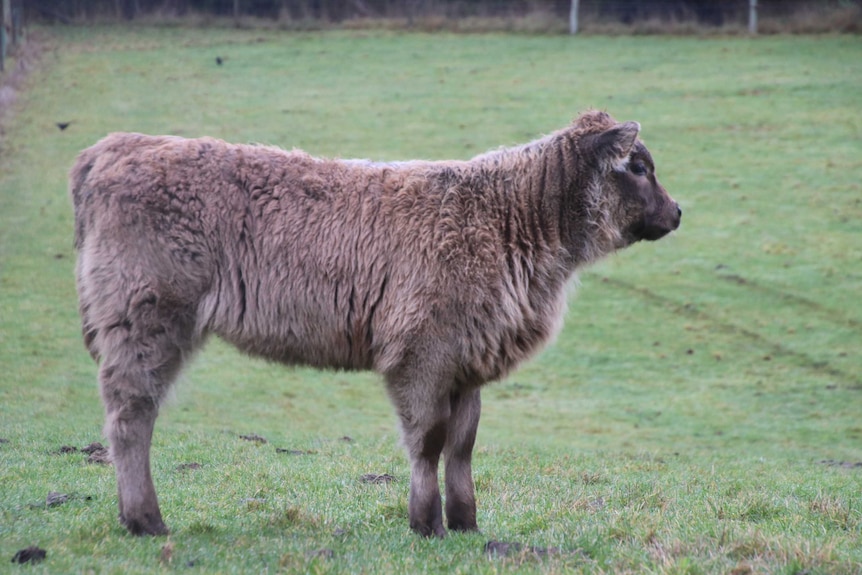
[
  {"left": 101, "top": 375, "right": 166, "bottom": 536},
  {"left": 97, "top": 291, "right": 196, "bottom": 536},
  {"left": 444, "top": 389, "right": 481, "bottom": 532}
]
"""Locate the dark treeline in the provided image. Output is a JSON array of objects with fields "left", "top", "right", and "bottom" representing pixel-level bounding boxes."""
[{"left": 26, "top": 0, "right": 860, "bottom": 29}]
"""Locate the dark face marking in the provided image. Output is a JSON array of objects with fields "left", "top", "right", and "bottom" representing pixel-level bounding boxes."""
[{"left": 616, "top": 143, "right": 681, "bottom": 243}]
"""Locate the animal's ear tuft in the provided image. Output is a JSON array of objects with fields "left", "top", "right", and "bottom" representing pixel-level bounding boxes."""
[{"left": 593, "top": 121, "right": 640, "bottom": 170}]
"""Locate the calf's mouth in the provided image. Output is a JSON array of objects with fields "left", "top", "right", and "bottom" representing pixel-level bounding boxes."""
[{"left": 636, "top": 202, "right": 682, "bottom": 242}]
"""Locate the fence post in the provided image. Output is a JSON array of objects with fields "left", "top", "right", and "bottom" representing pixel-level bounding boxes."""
[
  {"left": 749, "top": 0, "right": 757, "bottom": 34},
  {"left": 0, "top": 0, "right": 4, "bottom": 73},
  {"left": 10, "top": 0, "right": 16, "bottom": 45},
  {"left": 569, "top": 0, "right": 579, "bottom": 34},
  {"left": 0, "top": 0, "right": 11, "bottom": 73}
]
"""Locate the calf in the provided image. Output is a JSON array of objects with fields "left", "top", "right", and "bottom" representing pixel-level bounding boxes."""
[{"left": 70, "top": 110, "right": 680, "bottom": 537}]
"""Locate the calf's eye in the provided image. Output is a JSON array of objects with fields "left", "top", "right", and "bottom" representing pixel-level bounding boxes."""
[{"left": 630, "top": 162, "right": 648, "bottom": 176}]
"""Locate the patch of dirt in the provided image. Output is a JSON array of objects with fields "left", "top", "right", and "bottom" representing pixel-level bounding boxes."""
[
  {"left": 239, "top": 433, "right": 267, "bottom": 444},
  {"left": 159, "top": 542, "right": 173, "bottom": 565},
  {"left": 11, "top": 546, "right": 46, "bottom": 564},
  {"left": 484, "top": 540, "right": 568, "bottom": 557},
  {"left": 176, "top": 462, "right": 202, "bottom": 471},
  {"left": 53, "top": 442, "right": 111, "bottom": 464},
  {"left": 241, "top": 497, "right": 266, "bottom": 509},
  {"left": 46, "top": 492, "right": 69, "bottom": 507},
  {"left": 485, "top": 541, "right": 521, "bottom": 556},
  {"left": 818, "top": 459, "right": 862, "bottom": 469},
  {"left": 360, "top": 473, "right": 396, "bottom": 484},
  {"left": 275, "top": 448, "right": 316, "bottom": 455},
  {"left": 80, "top": 442, "right": 104, "bottom": 454},
  {"left": 82, "top": 442, "right": 111, "bottom": 464},
  {"left": 338, "top": 435, "right": 354, "bottom": 443},
  {"left": 30, "top": 492, "right": 92, "bottom": 510},
  {"left": 306, "top": 549, "right": 334, "bottom": 559},
  {"left": 87, "top": 450, "right": 111, "bottom": 464}
]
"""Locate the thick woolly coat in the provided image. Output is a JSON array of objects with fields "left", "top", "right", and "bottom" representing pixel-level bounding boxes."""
[
  {"left": 70, "top": 110, "right": 681, "bottom": 538},
  {"left": 70, "top": 111, "right": 635, "bottom": 394}
]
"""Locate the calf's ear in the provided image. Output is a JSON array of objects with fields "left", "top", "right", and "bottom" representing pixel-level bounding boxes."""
[{"left": 592, "top": 121, "right": 640, "bottom": 170}]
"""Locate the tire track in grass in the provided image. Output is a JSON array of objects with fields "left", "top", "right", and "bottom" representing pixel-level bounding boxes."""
[
  {"left": 716, "top": 272, "right": 862, "bottom": 331},
  {"left": 602, "top": 276, "right": 862, "bottom": 389}
]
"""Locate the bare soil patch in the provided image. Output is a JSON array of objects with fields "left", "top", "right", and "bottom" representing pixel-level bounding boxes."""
[
  {"left": 360, "top": 473, "right": 396, "bottom": 484},
  {"left": 818, "top": 459, "right": 862, "bottom": 469},
  {"left": 54, "top": 442, "right": 111, "bottom": 463},
  {"left": 238, "top": 433, "right": 267, "bottom": 443},
  {"left": 484, "top": 540, "right": 574, "bottom": 558},
  {"left": 275, "top": 448, "right": 317, "bottom": 455},
  {"left": 11, "top": 546, "right": 46, "bottom": 564}
]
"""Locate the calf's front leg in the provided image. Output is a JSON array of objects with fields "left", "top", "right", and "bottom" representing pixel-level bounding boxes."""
[
  {"left": 444, "top": 389, "right": 481, "bottom": 532},
  {"left": 386, "top": 368, "right": 452, "bottom": 538}
]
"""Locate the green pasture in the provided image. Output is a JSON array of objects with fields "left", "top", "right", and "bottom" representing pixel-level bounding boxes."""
[{"left": 1, "top": 26, "right": 860, "bottom": 574}]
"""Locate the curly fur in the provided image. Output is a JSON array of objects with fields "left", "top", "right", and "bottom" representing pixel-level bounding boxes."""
[{"left": 70, "top": 109, "right": 680, "bottom": 537}]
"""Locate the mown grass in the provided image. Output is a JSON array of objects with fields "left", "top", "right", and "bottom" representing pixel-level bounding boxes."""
[{"left": 1, "top": 26, "right": 860, "bottom": 574}]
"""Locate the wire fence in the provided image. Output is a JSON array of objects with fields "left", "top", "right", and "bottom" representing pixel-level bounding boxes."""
[
  {"left": 22, "top": 0, "right": 860, "bottom": 26},
  {"left": 4, "top": 0, "right": 860, "bottom": 75}
]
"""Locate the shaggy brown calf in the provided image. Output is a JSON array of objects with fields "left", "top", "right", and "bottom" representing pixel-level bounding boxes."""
[{"left": 70, "top": 110, "right": 680, "bottom": 538}]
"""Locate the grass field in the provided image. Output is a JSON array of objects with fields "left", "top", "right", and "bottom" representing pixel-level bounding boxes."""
[{"left": 1, "top": 25, "right": 861, "bottom": 574}]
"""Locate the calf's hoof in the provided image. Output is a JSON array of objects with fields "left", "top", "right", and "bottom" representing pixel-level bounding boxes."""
[
  {"left": 448, "top": 519, "right": 479, "bottom": 533},
  {"left": 120, "top": 512, "right": 169, "bottom": 536},
  {"left": 410, "top": 520, "right": 447, "bottom": 539}
]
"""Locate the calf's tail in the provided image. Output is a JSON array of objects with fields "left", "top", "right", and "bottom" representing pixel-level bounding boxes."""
[
  {"left": 69, "top": 147, "right": 98, "bottom": 250},
  {"left": 68, "top": 146, "right": 101, "bottom": 361}
]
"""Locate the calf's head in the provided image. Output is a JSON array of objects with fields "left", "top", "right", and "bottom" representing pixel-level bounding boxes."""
[{"left": 582, "top": 119, "right": 681, "bottom": 247}]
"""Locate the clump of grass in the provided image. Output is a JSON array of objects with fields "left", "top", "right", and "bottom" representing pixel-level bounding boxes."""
[{"left": 809, "top": 495, "right": 859, "bottom": 531}]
